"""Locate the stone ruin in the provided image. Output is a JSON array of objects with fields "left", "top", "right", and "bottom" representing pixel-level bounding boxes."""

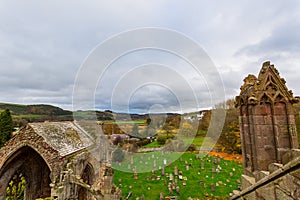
[
  {"left": 232, "top": 61, "right": 300, "bottom": 199},
  {"left": 0, "top": 121, "right": 122, "bottom": 200}
]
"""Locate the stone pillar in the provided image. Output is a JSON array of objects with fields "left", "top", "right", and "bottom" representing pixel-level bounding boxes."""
[{"left": 235, "top": 61, "right": 299, "bottom": 176}]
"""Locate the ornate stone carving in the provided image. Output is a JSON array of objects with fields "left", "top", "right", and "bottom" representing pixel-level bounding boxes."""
[{"left": 236, "top": 61, "right": 299, "bottom": 176}]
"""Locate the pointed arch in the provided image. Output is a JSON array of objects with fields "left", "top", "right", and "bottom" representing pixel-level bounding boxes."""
[
  {"left": 78, "top": 162, "right": 95, "bottom": 200},
  {"left": 0, "top": 146, "right": 51, "bottom": 200}
]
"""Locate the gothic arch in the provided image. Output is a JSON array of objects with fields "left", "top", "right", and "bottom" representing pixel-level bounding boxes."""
[
  {"left": 0, "top": 146, "right": 51, "bottom": 200},
  {"left": 78, "top": 162, "right": 94, "bottom": 200}
]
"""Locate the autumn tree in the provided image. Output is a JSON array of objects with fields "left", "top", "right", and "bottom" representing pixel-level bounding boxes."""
[{"left": 217, "top": 99, "right": 241, "bottom": 153}]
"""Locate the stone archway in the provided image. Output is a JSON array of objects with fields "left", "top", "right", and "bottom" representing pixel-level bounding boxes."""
[
  {"left": 78, "top": 163, "right": 94, "bottom": 200},
  {"left": 0, "top": 146, "right": 51, "bottom": 200}
]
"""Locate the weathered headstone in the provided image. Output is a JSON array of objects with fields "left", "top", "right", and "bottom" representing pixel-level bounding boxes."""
[
  {"left": 160, "top": 192, "right": 164, "bottom": 200},
  {"left": 161, "top": 168, "right": 165, "bottom": 176},
  {"left": 178, "top": 171, "right": 183, "bottom": 180},
  {"left": 168, "top": 186, "right": 173, "bottom": 194},
  {"left": 152, "top": 170, "right": 155, "bottom": 181},
  {"left": 199, "top": 180, "right": 204, "bottom": 186},
  {"left": 174, "top": 166, "right": 178, "bottom": 176},
  {"left": 169, "top": 173, "right": 174, "bottom": 181},
  {"left": 134, "top": 172, "right": 138, "bottom": 180},
  {"left": 163, "top": 158, "right": 167, "bottom": 166},
  {"left": 176, "top": 185, "right": 180, "bottom": 194}
]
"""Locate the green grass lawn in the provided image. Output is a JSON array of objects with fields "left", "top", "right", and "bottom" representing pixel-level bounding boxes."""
[
  {"left": 142, "top": 141, "right": 163, "bottom": 148},
  {"left": 142, "top": 136, "right": 215, "bottom": 149},
  {"left": 181, "top": 137, "right": 215, "bottom": 147},
  {"left": 113, "top": 151, "right": 242, "bottom": 199}
]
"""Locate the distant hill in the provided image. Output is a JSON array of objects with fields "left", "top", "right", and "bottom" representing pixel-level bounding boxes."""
[
  {"left": 0, "top": 103, "right": 131, "bottom": 125},
  {"left": 0, "top": 103, "right": 73, "bottom": 125},
  {"left": 0, "top": 102, "right": 189, "bottom": 128}
]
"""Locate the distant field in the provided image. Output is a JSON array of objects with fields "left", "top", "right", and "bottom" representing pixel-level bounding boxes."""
[
  {"left": 13, "top": 114, "right": 46, "bottom": 119},
  {"left": 103, "top": 120, "right": 146, "bottom": 125}
]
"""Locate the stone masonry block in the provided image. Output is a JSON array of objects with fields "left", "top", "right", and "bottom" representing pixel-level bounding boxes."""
[
  {"left": 268, "top": 163, "right": 283, "bottom": 174},
  {"left": 241, "top": 174, "right": 255, "bottom": 190},
  {"left": 254, "top": 170, "right": 270, "bottom": 182},
  {"left": 256, "top": 182, "right": 275, "bottom": 200},
  {"left": 282, "top": 149, "right": 300, "bottom": 165},
  {"left": 275, "top": 186, "right": 293, "bottom": 200}
]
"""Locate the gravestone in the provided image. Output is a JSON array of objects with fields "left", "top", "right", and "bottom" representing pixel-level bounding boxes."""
[
  {"left": 134, "top": 172, "right": 138, "bottom": 180},
  {"left": 169, "top": 173, "right": 174, "bottom": 181},
  {"left": 186, "top": 165, "right": 189, "bottom": 171},
  {"left": 176, "top": 186, "right": 180, "bottom": 194},
  {"left": 199, "top": 180, "right": 204, "bottom": 186},
  {"left": 174, "top": 166, "right": 178, "bottom": 176},
  {"left": 178, "top": 171, "right": 183, "bottom": 180},
  {"left": 201, "top": 162, "right": 205, "bottom": 170},
  {"left": 160, "top": 192, "right": 164, "bottom": 200},
  {"left": 163, "top": 158, "right": 167, "bottom": 166},
  {"left": 161, "top": 168, "right": 165, "bottom": 176}
]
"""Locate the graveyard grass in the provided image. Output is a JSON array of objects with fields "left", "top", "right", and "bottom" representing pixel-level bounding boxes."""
[
  {"left": 113, "top": 151, "right": 242, "bottom": 199},
  {"left": 142, "top": 136, "right": 214, "bottom": 148}
]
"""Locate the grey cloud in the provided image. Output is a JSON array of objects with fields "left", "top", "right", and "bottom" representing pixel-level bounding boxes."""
[{"left": 237, "top": 21, "right": 300, "bottom": 57}]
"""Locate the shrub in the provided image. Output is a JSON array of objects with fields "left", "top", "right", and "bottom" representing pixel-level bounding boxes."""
[
  {"left": 187, "top": 143, "right": 196, "bottom": 151},
  {"left": 157, "top": 134, "right": 167, "bottom": 145}
]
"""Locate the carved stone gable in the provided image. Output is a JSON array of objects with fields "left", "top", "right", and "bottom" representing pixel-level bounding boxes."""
[{"left": 236, "top": 61, "right": 299, "bottom": 176}]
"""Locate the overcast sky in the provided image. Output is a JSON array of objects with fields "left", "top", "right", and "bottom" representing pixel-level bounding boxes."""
[{"left": 1, "top": 1, "right": 300, "bottom": 113}]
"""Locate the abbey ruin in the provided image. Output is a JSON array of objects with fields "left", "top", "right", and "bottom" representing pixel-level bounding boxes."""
[
  {"left": 0, "top": 121, "right": 121, "bottom": 200},
  {"left": 232, "top": 61, "right": 300, "bottom": 199}
]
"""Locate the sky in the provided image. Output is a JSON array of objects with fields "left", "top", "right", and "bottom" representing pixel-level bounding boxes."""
[{"left": 0, "top": 1, "right": 300, "bottom": 113}]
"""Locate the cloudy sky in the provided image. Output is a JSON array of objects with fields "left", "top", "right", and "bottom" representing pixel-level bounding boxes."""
[{"left": 1, "top": 1, "right": 300, "bottom": 113}]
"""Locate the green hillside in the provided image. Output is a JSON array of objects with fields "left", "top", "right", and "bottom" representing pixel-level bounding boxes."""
[{"left": 0, "top": 103, "right": 73, "bottom": 125}]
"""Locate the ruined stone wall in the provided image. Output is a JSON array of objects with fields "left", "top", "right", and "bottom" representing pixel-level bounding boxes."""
[
  {"left": 0, "top": 122, "right": 121, "bottom": 200},
  {"left": 235, "top": 61, "right": 299, "bottom": 176},
  {"left": 231, "top": 149, "right": 300, "bottom": 200},
  {"left": 233, "top": 62, "right": 300, "bottom": 200},
  {"left": 0, "top": 125, "right": 61, "bottom": 181}
]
